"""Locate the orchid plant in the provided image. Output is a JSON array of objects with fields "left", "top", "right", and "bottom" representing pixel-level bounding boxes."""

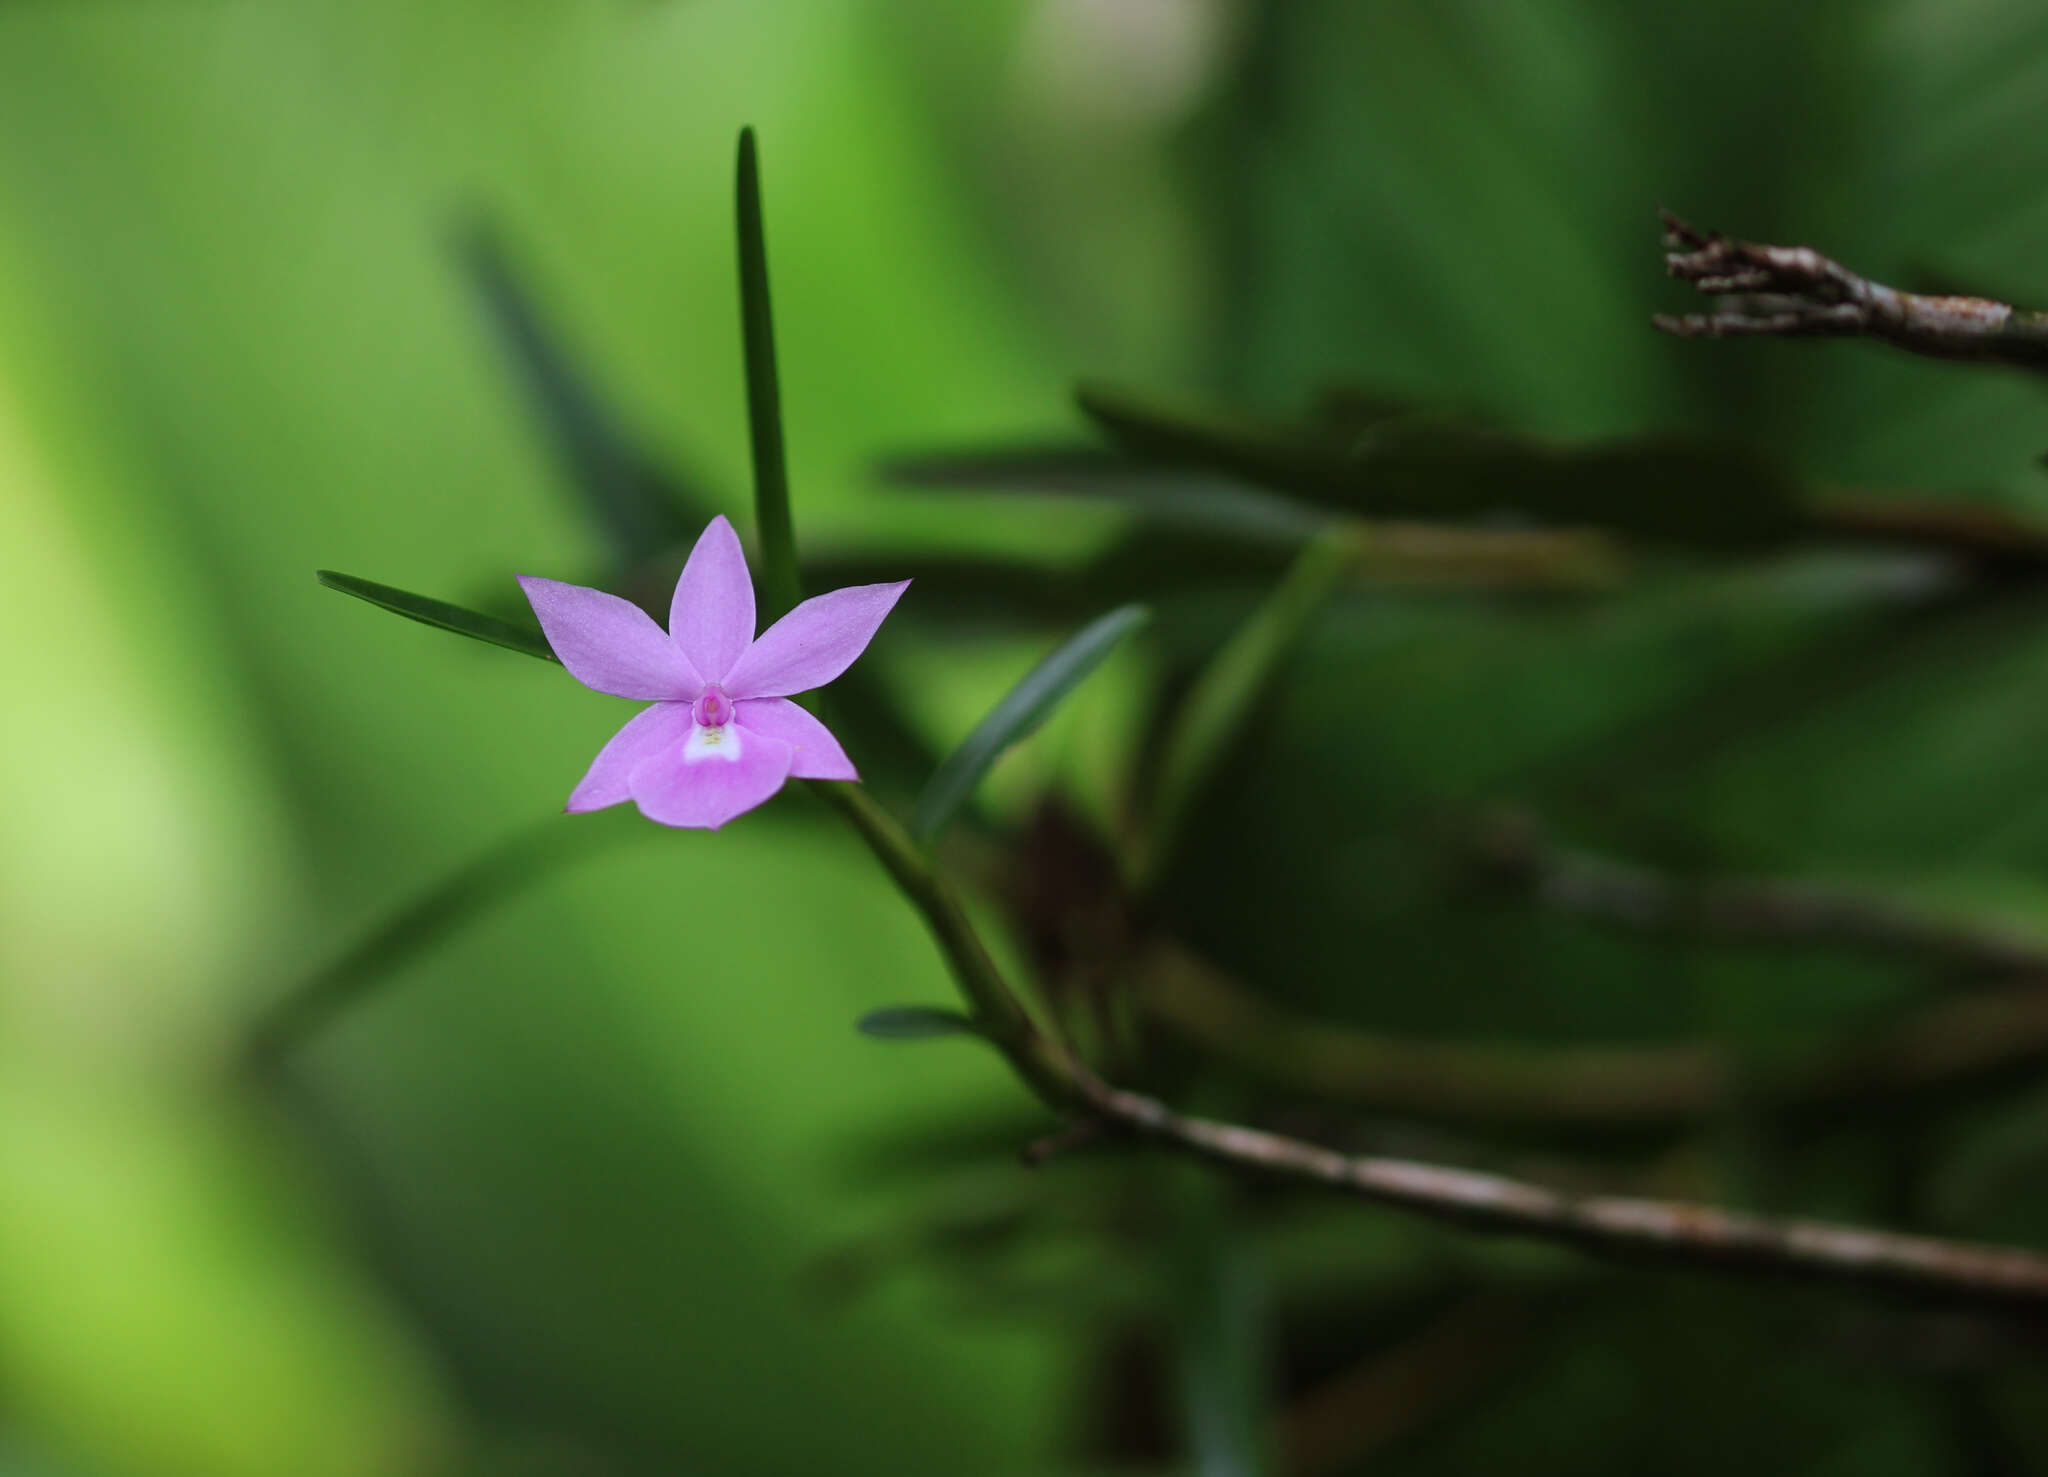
[{"left": 290, "top": 130, "right": 2048, "bottom": 1472}]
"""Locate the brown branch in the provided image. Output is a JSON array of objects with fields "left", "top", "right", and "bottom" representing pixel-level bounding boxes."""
[
  {"left": 1654, "top": 210, "right": 2048, "bottom": 372},
  {"left": 826, "top": 787, "right": 2048, "bottom": 1310},
  {"left": 1809, "top": 494, "right": 2048, "bottom": 577},
  {"left": 1067, "top": 1066, "right": 2048, "bottom": 1308},
  {"left": 1136, "top": 938, "right": 2048, "bottom": 1128}
]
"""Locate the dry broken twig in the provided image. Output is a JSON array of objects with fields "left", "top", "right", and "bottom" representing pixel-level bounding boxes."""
[{"left": 1654, "top": 210, "right": 2048, "bottom": 373}]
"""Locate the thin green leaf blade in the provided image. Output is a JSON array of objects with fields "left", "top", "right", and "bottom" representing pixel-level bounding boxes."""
[
  {"left": 736, "top": 126, "right": 801, "bottom": 623},
  {"left": 855, "top": 1005, "right": 985, "bottom": 1041},
  {"left": 1139, "top": 530, "right": 1356, "bottom": 888},
  {"left": 457, "top": 220, "right": 709, "bottom": 561},
  {"left": 1078, "top": 381, "right": 1808, "bottom": 550},
  {"left": 884, "top": 441, "right": 1326, "bottom": 545},
  {"left": 316, "top": 570, "right": 558, "bottom": 663},
  {"left": 242, "top": 811, "right": 644, "bottom": 1073},
  {"left": 1169, "top": 1164, "right": 1272, "bottom": 1477},
  {"left": 914, "top": 603, "right": 1151, "bottom": 842}
]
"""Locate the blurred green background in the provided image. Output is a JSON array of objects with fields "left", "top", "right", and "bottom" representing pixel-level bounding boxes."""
[{"left": 6, "top": 2, "right": 2048, "bottom": 1474}]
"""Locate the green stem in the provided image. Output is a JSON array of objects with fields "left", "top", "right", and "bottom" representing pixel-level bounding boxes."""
[{"left": 812, "top": 783, "right": 1074, "bottom": 1104}]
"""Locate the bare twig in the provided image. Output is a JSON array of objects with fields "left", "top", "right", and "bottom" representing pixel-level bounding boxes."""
[
  {"left": 1471, "top": 814, "right": 2048, "bottom": 982},
  {"left": 1021, "top": 1118, "right": 1108, "bottom": 1167},
  {"left": 822, "top": 786, "right": 2048, "bottom": 1310},
  {"left": 1135, "top": 939, "right": 2048, "bottom": 1128},
  {"left": 1069, "top": 1066, "right": 2048, "bottom": 1307},
  {"left": 1655, "top": 210, "right": 2048, "bottom": 372}
]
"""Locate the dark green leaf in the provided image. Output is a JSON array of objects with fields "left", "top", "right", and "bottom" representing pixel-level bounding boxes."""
[
  {"left": 806, "top": 539, "right": 1294, "bottom": 627},
  {"left": 1077, "top": 382, "right": 1808, "bottom": 550},
  {"left": 736, "top": 126, "right": 801, "bottom": 623},
  {"left": 1168, "top": 1164, "right": 1271, "bottom": 1477},
  {"left": 915, "top": 604, "right": 1151, "bottom": 841},
  {"left": 855, "top": 1006, "right": 985, "bottom": 1041},
  {"left": 316, "top": 570, "right": 557, "bottom": 662},
  {"left": 457, "top": 220, "right": 709, "bottom": 561},
  {"left": 883, "top": 441, "right": 1325, "bottom": 545},
  {"left": 1140, "top": 531, "right": 1355, "bottom": 887},
  {"left": 243, "top": 811, "right": 644, "bottom": 1073}
]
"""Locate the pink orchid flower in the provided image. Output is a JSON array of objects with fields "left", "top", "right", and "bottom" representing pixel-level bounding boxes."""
[{"left": 518, "top": 516, "right": 907, "bottom": 830}]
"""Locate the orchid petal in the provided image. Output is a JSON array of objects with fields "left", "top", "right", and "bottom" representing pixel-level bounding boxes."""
[
  {"left": 628, "top": 722, "right": 794, "bottom": 830},
  {"left": 517, "top": 575, "right": 702, "bottom": 700},
  {"left": 734, "top": 698, "right": 858, "bottom": 781},
  {"left": 668, "top": 514, "right": 755, "bottom": 682},
  {"left": 722, "top": 580, "right": 910, "bottom": 700},
  {"left": 565, "top": 702, "right": 693, "bottom": 813}
]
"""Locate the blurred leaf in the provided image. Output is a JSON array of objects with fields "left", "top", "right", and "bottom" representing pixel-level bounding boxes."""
[
  {"left": 1307, "top": 382, "right": 1425, "bottom": 437},
  {"left": 811, "top": 535, "right": 1295, "bottom": 627},
  {"left": 736, "top": 126, "right": 800, "bottom": 623},
  {"left": 457, "top": 221, "right": 707, "bottom": 563},
  {"left": 243, "top": 812, "right": 645, "bottom": 1073},
  {"left": 809, "top": 664, "right": 944, "bottom": 804},
  {"left": 1168, "top": 1165, "right": 1271, "bottom": 1477},
  {"left": 915, "top": 603, "right": 1151, "bottom": 841},
  {"left": 809, "top": 548, "right": 1102, "bottom": 624},
  {"left": 1810, "top": 493, "right": 2048, "bottom": 577},
  {"left": 1142, "top": 531, "right": 1356, "bottom": 886},
  {"left": 885, "top": 442, "right": 1326, "bottom": 545},
  {"left": 855, "top": 1006, "right": 985, "bottom": 1041},
  {"left": 316, "top": 571, "right": 556, "bottom": 663},
  {"left": 1929, "top": 1083, "right": 2048, "bottom": 1230},
  {"left": 1078, "top": 382, "right": 1808, "bottom": 549}
]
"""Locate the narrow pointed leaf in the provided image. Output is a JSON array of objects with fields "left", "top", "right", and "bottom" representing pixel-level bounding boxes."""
[
  {"left": 856, "top": 1005, "right": 985, "bottom": 1041},
  {"left": 457, "top": 220, "right": 708, "bottom": 561},
  {"left": 1077, "top": 382, "right": 1807, "bottom": 549},
  {"left": 915, "top": 603, "right": 1151, "bottom": 841},
  {"left": 243, "top": 812, "right": 642, "bottom": 1072},
  {"left": 1140, "top": 530, "right": 1356, "bottom": 888},
  {"left": 317, "top": 570, "right": 558, "bottom": 662},
  {"left": 1169, "top": 1166, "right": 1272, "bottom": 1477},
  {"left": 884, "top": 441, "right": 1324, "bottom": 544},
  {"left": 736, "top": 126, "right": 801, "bottom": 623}
]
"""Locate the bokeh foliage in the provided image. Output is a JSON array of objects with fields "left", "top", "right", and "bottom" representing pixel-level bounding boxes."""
[{"left": 5, "top": 2, "right": 2048, "bottom": 1475}]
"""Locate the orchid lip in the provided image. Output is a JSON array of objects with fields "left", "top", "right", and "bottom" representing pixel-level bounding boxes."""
[{"left": 692, "top": 685, "right": 733, "bottom": 730}]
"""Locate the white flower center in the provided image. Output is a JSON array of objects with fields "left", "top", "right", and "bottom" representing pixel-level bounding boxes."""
[{"left": 683, "top": 686, "right": 742, "bottom": 765}]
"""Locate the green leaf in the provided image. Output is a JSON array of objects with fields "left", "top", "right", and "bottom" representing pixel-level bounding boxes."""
[
  {"left": 855, "top": 1006, "right": 984, "bottom": 1041},
  {"left": 1077, "top": 382, "right": 1808, "bottom": 550},
  {"left": 1167, "top": 1163, "right": 1271, "bottom": 1477},
  {"left": 242, "top": 812, "right": 643, "bottom": 1072},
  {"left": 316, "top": 570, "right": 557, "bottom": 662},
  {"left": 884, "top": 442, "right": 1325, "bottom": 545},
  {"left": 457, "top": 220, "right": 709, "bottom": 561},
  {"left": 736, "top": 126, "right": 801, "bottom": 624},
  {"left": 914, "top": 603, "right": 1151, "bottom": 841},
  {"left": 1139, "top": 530, "right": 1355, "bottom": 889}
]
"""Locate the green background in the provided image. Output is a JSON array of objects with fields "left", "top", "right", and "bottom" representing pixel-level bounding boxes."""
[{"left": 5, "top": 2, "right": 2048, "bottom": 1474}]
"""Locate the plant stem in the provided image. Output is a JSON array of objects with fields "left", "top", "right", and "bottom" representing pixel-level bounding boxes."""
[{"left": 821, "top": 788, "right": 2048, "bottom": 1309}]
